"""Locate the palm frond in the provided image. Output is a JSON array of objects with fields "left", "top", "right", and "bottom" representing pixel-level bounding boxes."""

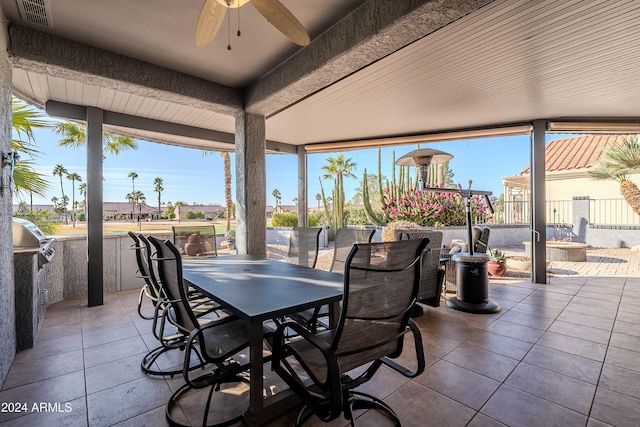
[
  {"left": 54, "top": 122, "right": 87, "bottom": 147},
  {"left": 587, "top": 160, "right": 626, "bottom": 182},
  {"left": 13, "top": 160, "right": 51, "bottom": 197}
]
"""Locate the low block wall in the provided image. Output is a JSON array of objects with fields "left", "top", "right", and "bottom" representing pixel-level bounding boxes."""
[{"left": 41, "top": 224, "right": 539, "bottom": 304}]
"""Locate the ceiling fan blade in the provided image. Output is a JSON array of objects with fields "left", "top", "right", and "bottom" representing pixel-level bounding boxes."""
[
  {"left": 195, "top": 0, "right": 227, "bottom": 47},
  {"left": 250, "top": 0, "right": 310, "bottom": 46}
]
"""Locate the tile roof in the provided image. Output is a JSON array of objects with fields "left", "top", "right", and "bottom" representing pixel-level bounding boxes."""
[{"left": 520, "top": 134, "right": 629, "bottom": 174}]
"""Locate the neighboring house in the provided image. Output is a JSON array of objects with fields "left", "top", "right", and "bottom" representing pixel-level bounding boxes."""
[
  {"left": 104, "top": 202, "right": 159, "bottom": 221},
  {"left": 174, "top": 204, "right": 226, "bottom": 220},
  {"left": 273, "top": 204, "right": 297, "bottom": 215},
  {"left": 502, "top": 134, "right": 640, "bottom": 223},
  {"left": 13, "top": 202, "right": 161, "bottom": 221}
]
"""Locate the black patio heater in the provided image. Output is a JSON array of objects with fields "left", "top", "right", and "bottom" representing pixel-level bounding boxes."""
[{"left": 396, "top": 148, "right": 500, "bottom": 314}]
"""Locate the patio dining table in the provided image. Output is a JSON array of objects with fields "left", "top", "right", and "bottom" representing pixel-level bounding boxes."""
[{"left": 182, "top": 254, "right": 344, "bottom": 426}]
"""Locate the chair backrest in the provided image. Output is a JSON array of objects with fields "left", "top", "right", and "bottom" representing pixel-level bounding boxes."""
[
  {"left": 147, "top": 237, "right": 199, "bottom": 335},
  {"left": 137, "top": 233, "right": 164, "bottom": 298},
  {"left": 395, "top": 229, "right": 443, "bottom": 305},
  {"left": 172, "top": 225, "right": 218, "bottom": 257},
  {"left": 330, "top": 228, "right": 376, "bottom": 273},
  {"left": 474, "top": 226, "right": 490, "bottom": 253},
  {"left": 288, "top": 227, "right": 322, "bottom": 268},
  {"left": 332, "top": 239, "right": 427, "bottom": 371},
  {"left": 128, "top": 231, "right": 159, "bottom": 299}
]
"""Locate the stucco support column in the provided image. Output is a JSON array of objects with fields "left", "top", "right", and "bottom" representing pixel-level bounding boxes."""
[
  {"left": 86, "top": 107, "right": 104, "bottom": 306},
  {"left": 0, "top": 10, "right": 15, "bottom": 384},
  {"left": 531, "top": 120, "right": 547, "bottom": 284},
  {"left": 297, "top": 147, "right": 308, "bottom": 226},
  {"left": 235, "top": 113, "right": 266, "bottom": 257}
]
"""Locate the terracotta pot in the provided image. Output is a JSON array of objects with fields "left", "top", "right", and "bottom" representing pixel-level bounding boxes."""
[
  {"left": 487, "top": 261, "right": 507, "bottom": 276},
  {"left": 184, "top": 242, "right": 203, "bottom": 256}
]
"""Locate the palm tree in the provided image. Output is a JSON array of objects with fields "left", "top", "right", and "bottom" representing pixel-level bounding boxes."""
[
  {"left": 153, "top": 177, "right": 164, "bottom": 218},
  {"left": 588, "top": 135, "right": 640, "bottom": 215},
  {"left": 293, "top": 197, "right": 298, "bottom": 206},
  {"left": 272, "top": 188, "right": 281, "bottom": 211},
  {"left": 315, "top": 193, "right": 321, "bottom": 209},
  {"left": 202, "top": 150, "right": 234, "bottom": 231},
  {"left": 128, "top": 171, "right": 138, "bottom": 193},
  {"left": 52, "top": 164, "right": 68, "bottom": 224},
  {"left": 54, "top": 122, "right": 138, "bottom": 157},
  {"left": 78, "top": 182, "right": 88, "bottom": 214},
  {"left": 67, "top": 172, "right": 82, "bottom": 227},
  {"left": 11, "top": 98, "right": 52, "bottom": 197},
  {"left": 126, "top": 192, "right": 135, "bottom": 221},
  {"left": 321, "top": 154, "right": 357, "bottom": 230},
  {"left": 128, "top": 172, "right": 138, "bottom": 222},
  {"left": 133, "top": 191, "right": 146, "bottom": 221}
]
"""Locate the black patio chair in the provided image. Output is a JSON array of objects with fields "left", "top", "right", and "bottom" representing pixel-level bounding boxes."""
[
  {"left": 149, "top": 237, "right": 273, "bottom": 427},
  {"left": 289, "top": 228, "right": 375, "bottom": 332},
  {"left": 286, "top": 227, "right": 322, "bottom": 268},
  {"left": 128, "top": 232, "right": 219, "bottom": 377},
  {"left": 272, "top": 239, "right": 428, "bottom": 426},
  {"left": 473, "top": 226, "right": 491, "bottom": 253},
  {"left": 128, "top": 231, "right": 161, "bottom": 321},
  {"left": 330, "top": 228, "right": 376, "bottom": 273},
  {"left": 395, "top": 229, "right": 445, "bottom": 308}
]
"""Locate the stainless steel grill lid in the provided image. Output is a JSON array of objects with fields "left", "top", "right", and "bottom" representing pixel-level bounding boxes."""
[{"left": 12, "top": 218, "right": 56, "bottom": 266}]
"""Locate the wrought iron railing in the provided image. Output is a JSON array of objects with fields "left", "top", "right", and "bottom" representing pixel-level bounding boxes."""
[
  {"left": 475, "top": 199, "right": 572, "bottom": 225},
  {"left": 478, "top": 198, "right": 639, "bottom": 226},
  {"left": 590, "top": 198, "right": 640, "bottom": 226}
]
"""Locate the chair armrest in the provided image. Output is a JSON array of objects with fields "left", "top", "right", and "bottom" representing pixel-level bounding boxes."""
[
  {"left": 272, "top": 321, "right": 342, "bottom": 422},
  {"left": 381, "top": 319, "right": 425, "bottom": 378},
  {"left": 273, "top": 321, "right": 337, "bottom": 384}
]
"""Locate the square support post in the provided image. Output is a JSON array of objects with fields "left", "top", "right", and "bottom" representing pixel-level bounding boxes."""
[
  {"left": 297, "top": 146, "right": 308, "bottom": 227},
  {"left": 235, "top": 113, "right": 267, "bottom": 257},
  {"left": 531, "top": 120, "right": 547, "bottom": 284},
  {"left": 86, "top": 107, "right": 104, "bottom": 306}
]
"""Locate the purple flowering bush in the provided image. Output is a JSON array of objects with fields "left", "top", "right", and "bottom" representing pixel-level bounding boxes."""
[{"left": 381, "top": 187, "right": 492, "bottom": 226}]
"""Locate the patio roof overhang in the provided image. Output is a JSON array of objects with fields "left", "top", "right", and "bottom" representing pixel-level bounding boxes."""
[{"left": 5, "top": 0, "right": 640, "bottom": 150}]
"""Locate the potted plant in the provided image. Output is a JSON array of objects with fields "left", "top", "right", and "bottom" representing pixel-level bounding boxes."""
[
  {"left": 224, "top": 229, "right": 236, "bottom": 250},
  {"left": 487, "top": 249, "right": 507, "bottom": 276}
]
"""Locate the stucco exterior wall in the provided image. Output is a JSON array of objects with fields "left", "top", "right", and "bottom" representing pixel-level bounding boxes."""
[
  {"left": 0, "top": 7, "right": 15, "bottom": 385},
  {"left": 546, "top": 173, "right": 640, "bottom": 200}
]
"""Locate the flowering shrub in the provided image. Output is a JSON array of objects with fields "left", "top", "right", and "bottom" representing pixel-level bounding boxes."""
[
  {"left": 381, "top": 220, "right": 422, "bottom": 242},
  {"left": 381, "top": 187, "right": 492, "bottom": 226}
]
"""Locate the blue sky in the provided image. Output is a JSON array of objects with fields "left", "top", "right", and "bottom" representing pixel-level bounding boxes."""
[{"left": 19, "top": 125, "right": 568, "bottom": 208}]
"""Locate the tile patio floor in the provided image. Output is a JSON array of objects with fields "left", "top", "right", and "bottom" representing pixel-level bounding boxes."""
[{"left": 2, "top": 271, "right": 640, "bottom": 426}]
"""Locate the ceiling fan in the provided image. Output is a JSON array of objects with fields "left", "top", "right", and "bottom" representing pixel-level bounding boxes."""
[{"left": 195, "top": 0, "right": 310, "bottom": 48}]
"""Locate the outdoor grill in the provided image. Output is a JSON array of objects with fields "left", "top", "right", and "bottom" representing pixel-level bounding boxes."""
[
  {"left": 12, "top": 217, "right": 56, "bottom": 268},
  {"left": 12, "top": 218, "right": 56, "bottom": 351}
]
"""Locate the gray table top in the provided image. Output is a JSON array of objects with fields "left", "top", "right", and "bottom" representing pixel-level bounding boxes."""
[{"left": 182, "top": 254, "right": 344, "bottom": 324}]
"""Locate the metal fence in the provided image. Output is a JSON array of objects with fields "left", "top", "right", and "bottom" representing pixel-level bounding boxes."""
[
  {"left": 478, "top": 199, "right": 572, "bottom": 225},
  {"left": 482, "top": 198, "right": 639, "bottom": 226},
  {"left": 590, "top": 198, "right": 640, "bottom": 226}
]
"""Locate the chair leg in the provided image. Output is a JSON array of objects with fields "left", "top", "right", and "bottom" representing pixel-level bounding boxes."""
[
  {"left": 165, "top": 375, "right": 250, "bottom": 427},
  {"left": 346, "top": 391, "right": 401, "bottom": 426},
  {"left": 294, "top": 405, "right": 316, "bottom": 427},
  {"left": 141, "top": 344, "right": 206, "bottom": 377}
]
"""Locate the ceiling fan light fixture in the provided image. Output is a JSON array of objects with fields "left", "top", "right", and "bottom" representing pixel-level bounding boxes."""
[{"left": 195, "top": 0, "right": 310, "bottom": 48}]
